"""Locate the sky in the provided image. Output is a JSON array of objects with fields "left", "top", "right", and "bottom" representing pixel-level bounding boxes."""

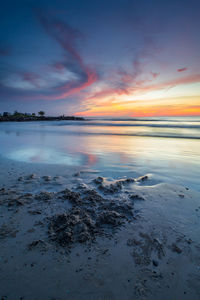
[{"left": 0, "top": 0, "right": 200, "bottom": 117}]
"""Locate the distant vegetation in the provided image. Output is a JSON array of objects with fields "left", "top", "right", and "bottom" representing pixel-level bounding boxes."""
[
  {"left": 38, "top": 111, "right": 45, "bottom": 117},
  {"left": 0, "top": 111, "right": 85, "bottom": 122}
]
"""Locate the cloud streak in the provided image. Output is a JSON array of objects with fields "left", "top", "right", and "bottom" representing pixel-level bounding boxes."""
[
  {"left": 177, "top": 67, "right": 187, "bottom": 72},
  {"left": 85, "top": 37, "right": 161, "bottom": 102},
  {"left": 76, "top": 73, "right": 200, "bottom": 116},
  {"left": 0, "top": 1, "right": 199, "bottom": 117},
  {"left": 34, "top": 10, "right": 98, "bottom": 99},
  {"left": 0, "top": 10, "right": 98, "bottom": 101}
]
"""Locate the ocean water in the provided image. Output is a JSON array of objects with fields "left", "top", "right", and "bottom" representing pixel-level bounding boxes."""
[{"left": 0, "top": 117, "right": 200, "bottom": 191}]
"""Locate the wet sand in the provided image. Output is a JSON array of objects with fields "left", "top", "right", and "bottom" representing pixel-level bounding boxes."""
[{"left": 0, "top": 161, "right": 200, "bottom": 300}]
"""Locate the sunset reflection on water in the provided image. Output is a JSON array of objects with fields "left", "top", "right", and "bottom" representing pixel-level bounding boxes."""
[{"left": 0, "top": 119, "right": 200, "bottom": 190}]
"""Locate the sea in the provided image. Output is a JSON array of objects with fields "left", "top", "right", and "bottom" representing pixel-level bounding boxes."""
[{"left": 0, "top": 116, "right": 200, "bottom": 191}]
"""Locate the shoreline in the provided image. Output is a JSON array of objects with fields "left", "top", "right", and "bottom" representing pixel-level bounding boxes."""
[
  {"left": 0, "top": 166, "right": 200, "bottom": 299},
  {"left": 0, "top": 116, "right": 85, "bottom": 122}
]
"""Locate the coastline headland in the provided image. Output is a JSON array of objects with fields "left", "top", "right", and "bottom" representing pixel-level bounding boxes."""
[{"left": 0, "top": 111, "right": 85, "bottom": 122}]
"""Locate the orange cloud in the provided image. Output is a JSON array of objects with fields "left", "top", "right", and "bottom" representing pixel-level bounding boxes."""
[
  {"left": 75, "top": 96, "right": 200, "bottom": 117},
  {"left": 88, "top": 73, "right": 200, "bottom": 102}
]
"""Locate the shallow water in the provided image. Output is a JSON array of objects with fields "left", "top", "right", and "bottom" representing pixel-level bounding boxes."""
[{"left": 0, "top": 117, "right": 200, "bottom": 191}]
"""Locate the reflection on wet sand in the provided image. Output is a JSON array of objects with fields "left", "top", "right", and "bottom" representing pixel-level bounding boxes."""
[{"left": 0, "top": 120, "right": 200, "bottom": 190}]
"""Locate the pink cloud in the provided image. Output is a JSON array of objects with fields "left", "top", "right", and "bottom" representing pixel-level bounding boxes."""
[
  {"left": 150, "top": 71, "right": 160, "bottom": 78},
  {"left": 177, "top": 67, "right": 187, "bottom": 72},
  {"left": 0, "top": 11, "right": 98, "bottom": 101},
  {"left": 87, "top": 72, "right": 200, "bottom": 103},
  {"left": 35, "top": 11, "right": 98, "bottom": 99}
]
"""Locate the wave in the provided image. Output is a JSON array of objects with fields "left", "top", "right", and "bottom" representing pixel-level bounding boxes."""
[
  {"left": 2, "top": 127, "right": 199, "bottom": 139},
  {"left": 88, "top": 117, "right": 200, "bottom": 122},
  {"left": 50, "top": 130, "right": 200, "bottom": 139},
  {"left": 53, "top": 121, "right": 200, "bottom": 129},
  {"left": 1, "top": 117, "right": 200, "bottom": 139}
]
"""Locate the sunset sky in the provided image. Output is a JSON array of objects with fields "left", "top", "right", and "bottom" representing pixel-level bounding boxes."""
[{"left": 0, "top": 0, "right": 200, "bottom": 117}]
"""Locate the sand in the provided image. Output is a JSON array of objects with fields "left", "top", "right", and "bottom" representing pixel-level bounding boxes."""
[{"left": 0, "top": 160, "right": 200, "bottom": 300}]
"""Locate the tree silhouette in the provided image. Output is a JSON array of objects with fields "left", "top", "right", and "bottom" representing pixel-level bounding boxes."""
[{"left": 38, "top": 111, "right": 45, "bottom": 117}]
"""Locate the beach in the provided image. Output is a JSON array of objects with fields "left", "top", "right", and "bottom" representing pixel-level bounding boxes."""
[{"left": 0, "top": 118, "right": 200, "bottom": 299}]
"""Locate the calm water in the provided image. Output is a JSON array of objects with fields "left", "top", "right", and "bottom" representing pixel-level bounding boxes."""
[{"left": 0, "top": 117, "right": 200, "bottom": 191}]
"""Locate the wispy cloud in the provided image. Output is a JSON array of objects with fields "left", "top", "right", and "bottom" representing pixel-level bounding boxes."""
[
  {"left": 34, "top": 9, "right": 98, "bottom": 99},
  {"left": 150, "top": 71, "right": 160, "bottom": 78},
  {"left": 177, "top": 67, "right": 187, "bottom": 72},
  {"left": 84, "top": 37, "right": 161, "bottom": 101},
  {"left": 0, "top": 10, "right": 98, "bottom": 101},
  {"left": 76, "top": 72, "right": 200, "bottom": 116}
]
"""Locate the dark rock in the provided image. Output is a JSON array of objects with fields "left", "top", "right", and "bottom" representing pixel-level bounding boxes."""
[
  {"left": 53, "top": 176, "right": 61, "bottom": 180},
  {"left": 35, "top": 191, "right": 54, "bottom": 201},
  {"left": 28, "top": 210, "right": 42, "bottom": 215},
  {"left": 129, "top": 194, "right": 145, "bottom": 201},
  {"left": 18, "top": 176, "right": 24, "bottom": 182},
  {"left": 25, "top": 174, "right": 37, "bottom": 180},
  {"left": 178, "top": 194, "right": 184, "bottom": 198},
  {"left": 74, "top": 172, "right": 81, "bottom": 177},
  {"left": 93, "top": 177, "right": 104, "bottom": 184},
  {"left": 28, "top": 239, "right": 47, "bottom": 252},
  {"left": 137, "top": 175, "right": 148, "bottom": 182},
  {"left": 152, "top": 260, "right": 159, "bottom": 267},
  {"left": 171, "top": 243, "right": 182, "bottom": 253},
  {"left": 42, "top": 176, "right": 51, "bottom": 182},
  {"left": 186, "top": 238, "right": 192, "bottom": 244},
  {"left": 123, "top": 178, "right": 135, "bottom": 184}
]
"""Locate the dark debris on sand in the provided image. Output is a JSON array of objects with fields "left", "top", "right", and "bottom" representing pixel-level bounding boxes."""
[
  {"left": 0, "top": 224, "right": 18, "bottom": 239},
  {"left": 48, "top": 186, "right": 135, "bottom": 247},
  {"left": 0, "top": 174, "right": 141, "bottom": 249}
]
